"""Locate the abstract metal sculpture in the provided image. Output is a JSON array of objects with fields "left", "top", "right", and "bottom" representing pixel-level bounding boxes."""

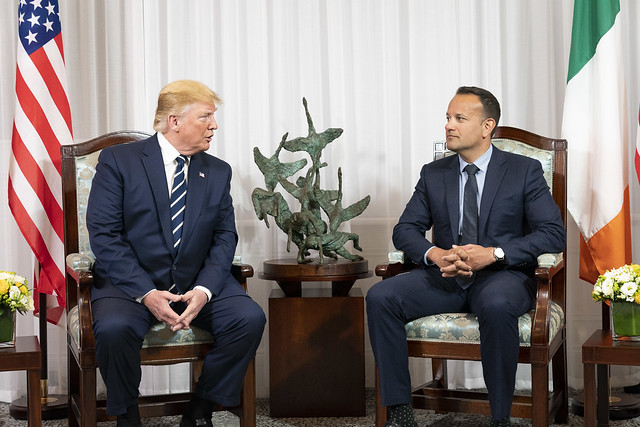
[{"left": 252, "top": 98, "right": 370, "bottom": 264}]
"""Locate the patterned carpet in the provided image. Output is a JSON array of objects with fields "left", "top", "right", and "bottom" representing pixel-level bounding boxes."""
[{"left": 1, "top": 389, "right": 640, "bottom": 426}]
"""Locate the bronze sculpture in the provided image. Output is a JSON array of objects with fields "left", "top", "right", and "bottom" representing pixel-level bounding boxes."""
[{"left": 252, "top": 98, "right": 370, "bottom": 264}]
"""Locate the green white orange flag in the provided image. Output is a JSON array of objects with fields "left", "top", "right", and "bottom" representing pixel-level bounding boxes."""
[{"left": 562, "top": 0, "right": 632, "bottom": 284}]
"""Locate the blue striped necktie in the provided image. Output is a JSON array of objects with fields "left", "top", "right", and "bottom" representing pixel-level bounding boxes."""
[{"left": 170, "top": 155, "right": 187, "bottom": 250}]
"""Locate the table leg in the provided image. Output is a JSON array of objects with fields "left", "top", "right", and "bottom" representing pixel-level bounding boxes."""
[
  {"left": 27, "top": 367, "right": 42, "bottom": 427},
  {"left": 597, "top": 364, "right": 610, "bottom": 427},
  {"left": 275, "top": 281, "right": 302, "bottom": 297},
  {"left": 584, "top": 361, "right": 596, "bottom": 426},
  {"left": 331, "top": 279, "right": 355, "bottom": 296}
]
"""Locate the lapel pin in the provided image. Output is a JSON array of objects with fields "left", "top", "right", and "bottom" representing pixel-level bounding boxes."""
[{"left": 199, "top": 171, "right": 205, "bottom": 178}]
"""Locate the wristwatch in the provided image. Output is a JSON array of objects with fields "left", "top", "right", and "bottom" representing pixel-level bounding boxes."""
[{"left": 493, "top": 247, "right": 505, "bottom": 264}]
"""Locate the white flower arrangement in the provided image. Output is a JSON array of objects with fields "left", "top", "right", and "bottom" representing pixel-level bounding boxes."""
[
  {"left": 592, "top": 264, "right": 640, "bottom": 304},
  {"left": 0, "top": 271, "right": 35, "bottom": 314}
]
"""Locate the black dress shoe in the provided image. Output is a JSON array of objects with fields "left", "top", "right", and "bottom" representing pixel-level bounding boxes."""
[
  {"left": 180, "top": 394, "right": 214, "bottom": 427},
  {"left": 179, "top": 416, "right": 213, "bottom": 427},
  {"left": 489, "top": 418, "right": 511, "bottom": 427},
  {"left": 116, "top": 404, "right": 141, "bottom": 427}
]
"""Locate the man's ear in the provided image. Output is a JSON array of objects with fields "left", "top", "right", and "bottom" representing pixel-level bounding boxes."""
[
  {"left": 483, "top": 118, "right": 496, "bottom": 138},
  {"left": 168, "top": 114, "right": 180, "bottom": 132}
]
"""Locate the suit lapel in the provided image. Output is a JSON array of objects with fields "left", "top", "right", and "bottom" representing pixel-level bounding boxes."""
[
  {"left": 445, "top": 157, "right": 460, "bottom": 244},
  {"left": 479, "top": 146, "right": 507, "bottom": 239},
  {"left": 141, "top": 136, "right": 175, "bottom": 257},
  {"left": 180, "top": 153, "right": 207, "bottom": 256}
]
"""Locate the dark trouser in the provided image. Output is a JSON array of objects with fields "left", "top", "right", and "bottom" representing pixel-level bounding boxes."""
[
  {"left": 93, "top": 294, "right": 266, "bottom": 416},
  {"left": 366, "top": 268, "right": 534, "bottom": 420}
]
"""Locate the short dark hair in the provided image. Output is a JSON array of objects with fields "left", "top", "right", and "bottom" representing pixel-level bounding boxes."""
[{"left": 456, "top": 86, "right": 501, "bottom": 134}]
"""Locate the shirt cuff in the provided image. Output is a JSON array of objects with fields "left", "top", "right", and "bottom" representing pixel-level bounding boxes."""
[
  {"left": 424, "top": 246, "right": 436, "bottom": 266},
  {"left": 194, "top": 285, "right": 212, "bottom": 302},
  {"left": 137, "top": 289, "right": 156, "bottom": 303}
]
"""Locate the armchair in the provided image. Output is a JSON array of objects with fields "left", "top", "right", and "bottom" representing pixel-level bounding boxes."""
[
  {"left": 61, "top": 131, "right": 256, "bottom": 426},
  {"left": 374, "top": 126, "right": 568, "bottom": 426}
]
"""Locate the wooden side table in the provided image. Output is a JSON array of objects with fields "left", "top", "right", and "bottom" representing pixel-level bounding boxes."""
[
  {"left": 0, "top": 335, "right": 41, "bottom": 426},
  {"left": 582, "top": 329, "right": 640, "bottom": 426},
  {"left": 261, "top": 258, "right": 371, "bottom": 417}
]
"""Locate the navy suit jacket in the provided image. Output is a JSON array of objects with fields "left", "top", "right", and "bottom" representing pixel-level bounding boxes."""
[
  {"left": 393, "top": 145, "right": 565, "bottom": 275},
  {"left": 86, "top": 134, "right": 245, "bottom": 302}
]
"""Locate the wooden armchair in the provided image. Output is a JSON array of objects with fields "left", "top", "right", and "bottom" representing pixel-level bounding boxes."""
[
  {"left": 61, "top": 131, "right": 256, "bottom": 426},
  {"left": 374, "top": 126, "right": 568, "bottom": 426}
]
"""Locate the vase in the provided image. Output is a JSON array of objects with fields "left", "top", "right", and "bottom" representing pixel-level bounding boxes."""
[
  {"left": 611, "top": 301, "right": 640, "bottom": 341},
  {"left": 0, "top": 307, "right": 16, "bottom": 348}
]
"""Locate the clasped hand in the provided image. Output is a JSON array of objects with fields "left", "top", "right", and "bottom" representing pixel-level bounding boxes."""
[
  {"left": 142, "top": 289, "right": 209, "bottom": 332},
  {"left": 430, "top": 244, "right": 495, "bottom": 278}
]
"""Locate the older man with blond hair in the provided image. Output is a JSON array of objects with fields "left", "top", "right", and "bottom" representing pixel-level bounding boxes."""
[{"left": 87, "top": 80, "right": 265, "bottom": 427}]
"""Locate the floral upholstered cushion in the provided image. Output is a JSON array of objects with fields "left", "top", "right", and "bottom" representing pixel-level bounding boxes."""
[
  {"left": 405, "top": 300, "right": 564, "bottom": 346},
  {"left": 67, "top": 305, "right": 215, "bottom": 349},
  {"left": 74, "top": 151, "right": 100, "bottom": 260},
  {"left": 492, "top": 138, "right": 554, "bottom": 190}
]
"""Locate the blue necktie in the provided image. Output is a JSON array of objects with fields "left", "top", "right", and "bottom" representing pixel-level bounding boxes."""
[
  {"left": 461, "top": 163, "right": 479, "bottom": 245},
  {"left": 458, "top": 163, "right": 479, "bottom": 289},
  {"left": 170, "top": 155, "right": 187, "bottom": 250}
]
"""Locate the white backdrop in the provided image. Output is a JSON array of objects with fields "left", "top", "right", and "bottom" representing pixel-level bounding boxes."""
[{"left": 1, "top": 0, "right": 640, "bottom": 403}]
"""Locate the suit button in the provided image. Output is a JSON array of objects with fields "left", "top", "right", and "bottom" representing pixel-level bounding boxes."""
[{"left": 172, "top": 265, "right": 177, "bottom": 271}]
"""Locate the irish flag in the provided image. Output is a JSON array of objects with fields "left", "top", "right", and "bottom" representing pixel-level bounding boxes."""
[{"left": 562, "top": 0, "right": 632, "bottom": 284}]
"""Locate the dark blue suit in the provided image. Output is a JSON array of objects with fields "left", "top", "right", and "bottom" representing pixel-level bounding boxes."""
[
  {"left": 366, "top": 145, "right": 565, "bottom": 419},
  {"left": 86, "top": 134, "right": 265, "bottom": 416}
]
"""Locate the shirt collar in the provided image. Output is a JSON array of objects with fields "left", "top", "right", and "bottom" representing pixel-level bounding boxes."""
[
  {"left": 157, "top": 132, "right": 189, "bottom": 167},
  {"left": 458, "top": 144, "right": 493, "bottom": 174}
]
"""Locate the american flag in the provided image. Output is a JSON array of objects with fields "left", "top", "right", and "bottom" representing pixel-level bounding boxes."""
[{"left": 8, "top": 0, "right": 72, "bottom": 324}]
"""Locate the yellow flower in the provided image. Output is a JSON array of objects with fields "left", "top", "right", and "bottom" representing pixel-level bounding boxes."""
[
  {"left": 635, "top": 293, "right": 640, "bottom": 305},
  {"left": 0, "top": 271, "right": 33, "bottom": 314},
  {"left": 17, "top": 283, "right": 29, "bottom": 295}
]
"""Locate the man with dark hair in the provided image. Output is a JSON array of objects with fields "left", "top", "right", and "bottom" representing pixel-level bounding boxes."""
[
  {"left": 366, "top": 86, "right": 565, "bottom": 426},
  {"left": 87, "top": 80, "right": 266, "bottom": 427},
  {"left": 455, "top": 86, "right": 502, "bottom": 135}
]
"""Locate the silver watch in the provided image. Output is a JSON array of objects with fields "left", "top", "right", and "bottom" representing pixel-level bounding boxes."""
[{"left": 494, "top": 247, "right": 505, "bottom": 263}]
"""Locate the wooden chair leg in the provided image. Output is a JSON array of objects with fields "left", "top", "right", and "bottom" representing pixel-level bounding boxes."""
[
  {"left": 531, "top": 363, "right": 549, "bottom": 427},
  {"left": 375, "top": 364, "right": 387, "bottom": 427},
  {"left": 67, "top": 351, "right": 80, "bottom": 427},
  {"left": 80, "top": 366, "right": 98, "bottom": 427},
  {"left": 552, "top": 341, "right": 569, "bottom": 423},
  {"left": 239, "top": 357, "right": 256, "bottom": 427},
  {"left": 431, "top": 358, "right": 447, "bottom": 388}
]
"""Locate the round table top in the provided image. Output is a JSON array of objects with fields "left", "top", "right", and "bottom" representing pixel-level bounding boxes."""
[{"left": 260, "top": 258, "right": 371, "bottom": 281}]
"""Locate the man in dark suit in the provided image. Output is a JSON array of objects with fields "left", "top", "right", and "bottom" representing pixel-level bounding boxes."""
[
  {"left": 87, "top": 80, "right": 266, "bottom": 427},
  {"left": 366, "top": 86, "right": 566, "bottom": 427}
]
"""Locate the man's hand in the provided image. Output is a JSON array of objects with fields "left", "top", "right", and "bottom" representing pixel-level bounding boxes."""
[
  {"left": 142, "top": 290, "right": 183, "bottom": 327},
  {"left": 428, "top": 246, "right": 473, "bottom": 278},
  {"left": 454, "top": 244, "right": 496, "bottom": 271},
  {"left": 171, "top": 288, "right": 209, "bottom": 332},
  {"left": 428, "top": 245, "right": 495, "bottom": 278}
]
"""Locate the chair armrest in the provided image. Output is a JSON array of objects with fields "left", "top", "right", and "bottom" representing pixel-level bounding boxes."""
[
  {"left": 231, "top": 263, "right": 254, "bottom": 293},
  {"left": 66, "top": 252, "right": 94, "bottom": 274},
  {"left": 534, "top": 252, "right": 564, "bottom": 282},
  {"left": 531, "top": 253, "right": 565, "bottom": 346},
  {"left": 65, "top": 253, "right": 96, "bottom": 350},
  {"left": 65, "top": 253, "right": 94, "bottom": 302},
  {"left": 375, "top": 251, "right": 418, "bottom": 279}
]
